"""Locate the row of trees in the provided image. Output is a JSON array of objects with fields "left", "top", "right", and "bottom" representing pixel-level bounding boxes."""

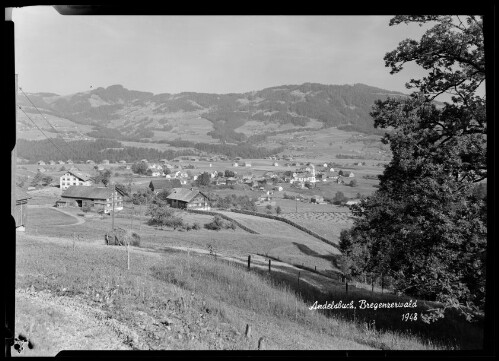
[{"left": 16, "top": 138, "right": 195, "bottom": 164}]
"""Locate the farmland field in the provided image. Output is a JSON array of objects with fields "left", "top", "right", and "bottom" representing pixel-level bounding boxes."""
[
  {"left": 279, "top": 212, "right": 355, "bottom": 244},
  {"left": 25, "top": 205, "right": 343, "bottom": 275},
  {"left": 28, "top": 207, "right": 79, "bottom": 226}
]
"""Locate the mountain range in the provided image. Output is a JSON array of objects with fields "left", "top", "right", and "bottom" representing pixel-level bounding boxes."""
[{"left": 17, "top": 83, "right": 408, "bottom": 143}]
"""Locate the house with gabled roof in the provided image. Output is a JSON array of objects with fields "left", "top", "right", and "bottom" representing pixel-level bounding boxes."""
[
  {"left": 165, "top": 188, "right": 210, "bottom": 210},
  {"left": 59, "top": 170, "right": 93, "bottom": 190}
]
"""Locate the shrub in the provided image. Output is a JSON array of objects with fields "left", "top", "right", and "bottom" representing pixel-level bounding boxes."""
[
  {"left": 128, "top": 232, "right": 141, "bottom": 247},
  {"left": 332, "top": 191, "right": 348, "bottom": 205},
  {"left": 204, "top": 215, "right": 235, "bottom": 231},
  {"left": 146, "top": 203, "right": 185, "bottom": 229},
  {"left": 192, "top": 222, "right": 201, "bottom": 230},
  {"left": 276, "top": 206, "right": 282, "bottom": 215}
]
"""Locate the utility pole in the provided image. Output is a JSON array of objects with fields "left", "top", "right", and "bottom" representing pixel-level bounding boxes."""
[{"left": 111, "top": 183, "right": 115, "bottom": 230}]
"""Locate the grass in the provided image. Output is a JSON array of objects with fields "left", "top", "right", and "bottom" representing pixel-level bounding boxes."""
[
  {"left": 16, "top": 233, "right": 466, "bottom": 350},
  {"left": 28, "top": 208, "right": 78, "bottom": 226},
  {"left": 279, "top": 211, "right": 354, "bottom": 244},
  {"left": 19, "top": 203, "right": 484, "bottom": 350},
  {"left": 25, "top": 206, "right": 343, "bottom": 274}
]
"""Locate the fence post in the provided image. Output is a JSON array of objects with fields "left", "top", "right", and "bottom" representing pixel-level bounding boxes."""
[
  {"left": 298, "top": 271, "right": 300, "bottom": 288},
  {"left": 127, "top": 242, "right": 130, "bottom": 270},
  {"left": 245, "top": 324, "right": 251, "bottom": 338},
  {"left": 248, "top": 255, "right": 251, "bottom": 270},
  {"left": 258, "top": 337, "right": 265, "bottom": 350},
  {"left": 268, "top": 259, "right": 271, "bottom": 273},
  {"left": 346, "top": 281, "right": 349, "bottom": 295},
  {"left": 381, "top": 274, "right": 384, "bottom": 294},
  {"left": 371, "top": 276, "right": 374, "bottom": 293},
  {"left": 72, "top": 232, "right": 75, "bottom": 252}
]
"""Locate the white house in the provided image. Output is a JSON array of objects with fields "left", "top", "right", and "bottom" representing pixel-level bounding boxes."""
[{"left": 59, "top": 170, "right": 93, "bottom": 190}]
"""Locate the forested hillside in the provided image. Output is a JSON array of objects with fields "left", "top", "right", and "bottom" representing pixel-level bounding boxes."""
[
  {"left": 18, "top": 83, "right": 408, "bottom": 144},
  {"left": 16, "top": 138, "right": 283, "bottom": 163}
]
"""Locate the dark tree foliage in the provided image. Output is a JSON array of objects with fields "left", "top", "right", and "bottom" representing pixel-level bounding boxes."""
[
  {"left": 332, "top": 191, "right": 348, "bottom": 205},
  {"left": 131, "top": 162, "right": 148, "bottom": 175},
  {"left": 16, "top": 138, "right": 194, "bottom": 164},
  {"left": 340, "top": 16, "right": 487, "bottom": 321},
  {"left": 146, "top": 203, "right": 184, "bottom": 230},
  {"left": 131, "top": 188, "right": 155, "bottom": 205},
  {"left": 92, "top": 169, "right": 111, "bottom": 186},
  {"left": 195, "top": 172, "right": 212, "bottom": 186}
]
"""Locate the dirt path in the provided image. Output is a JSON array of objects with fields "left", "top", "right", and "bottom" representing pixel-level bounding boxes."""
[{"left": 13, "top": 288, "right": 137, "bottom": 356}]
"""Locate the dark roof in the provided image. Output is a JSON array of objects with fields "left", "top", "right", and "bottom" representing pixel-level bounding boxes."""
[
  {"left": 149, "top": 179, "right": 181, "bottom": 191},
  {"left": 15, "top": 186, "right": 30, "bottom": 201},
  {"left": 66, "top": 170, "right": 92, "bottom": 182},
  {"left": 166, "top": 188, "right": 209, "bottom": 203},
  {"left": 61, "top": 186, "right": 116, "bottom": 200}
]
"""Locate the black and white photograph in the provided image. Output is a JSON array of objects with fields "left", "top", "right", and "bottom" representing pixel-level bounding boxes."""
[{"left": 7, "top": 6, "right": 493, "bottom": 356}]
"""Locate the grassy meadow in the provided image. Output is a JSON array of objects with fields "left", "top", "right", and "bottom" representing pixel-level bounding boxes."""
[{"left": 17, "top": 203, "right": 485, "bottom": 351}]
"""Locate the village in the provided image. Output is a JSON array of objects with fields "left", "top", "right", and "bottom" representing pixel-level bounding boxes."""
[{"left": 15, "top": 153, "right": 382, "bottom": 221}]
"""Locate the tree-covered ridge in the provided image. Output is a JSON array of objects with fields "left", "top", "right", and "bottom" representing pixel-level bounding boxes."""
[
  {"left": 19, "top": 82, "right": 409, "bottom": 142},
  {"left": 16, "top": 138, "right": 283, "bottom": 163}
]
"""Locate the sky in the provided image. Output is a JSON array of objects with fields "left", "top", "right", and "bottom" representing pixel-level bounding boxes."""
[{"left": 13, "top": 7, "right": 433, "bottom": 97}]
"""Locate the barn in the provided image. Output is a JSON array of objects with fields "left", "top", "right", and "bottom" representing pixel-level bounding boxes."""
[
  {"left": 166, "top": 188, "right": 210, "bottom": 210},
  {"left": 14, "top": 187, "right": 30, "bottom": 231},
  {"left": 58, "top": 186, "right": 125, "bottom": 214},
  {"left": 149, "top": 179, "right": 181, "bottom": 193}
]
